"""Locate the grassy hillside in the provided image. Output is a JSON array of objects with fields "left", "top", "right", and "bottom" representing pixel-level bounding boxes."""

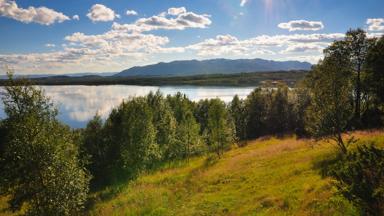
[
  {"left": 1, "top": 131, "right": 383, "bottom": 215},
  {"left": 86, "top": 131, "right": 383, "bottom": 216}
]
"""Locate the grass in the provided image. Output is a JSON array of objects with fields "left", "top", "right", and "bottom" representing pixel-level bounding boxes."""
[
  {"left": 86, "top": 130, "right": 384, "bottom": 216},
  {"left": 1, "top": 130, "right": 383, "bottom": 215}
]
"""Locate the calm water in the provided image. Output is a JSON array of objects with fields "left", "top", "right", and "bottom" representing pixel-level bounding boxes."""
[{"left": 0, "top": 85, "right": 256, "bottom": 128}]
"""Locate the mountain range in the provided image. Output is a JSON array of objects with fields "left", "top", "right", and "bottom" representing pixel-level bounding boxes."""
[{"left": 115, "top": 58, "right": 312, "bottom": 77}]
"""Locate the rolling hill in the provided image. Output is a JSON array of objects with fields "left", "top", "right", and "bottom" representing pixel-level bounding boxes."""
[
  {"left": 115, "top": 58, "right": 312, "bottom": 77},
  {"left": 83, "top": 130, "right": 383, "bottom": 215}
]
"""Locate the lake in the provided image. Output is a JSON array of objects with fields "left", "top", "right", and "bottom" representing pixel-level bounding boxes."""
[{"left": 0, "top": 85, "right": 256, "bottom": 128}]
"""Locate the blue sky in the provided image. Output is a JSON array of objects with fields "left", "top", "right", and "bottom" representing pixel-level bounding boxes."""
[{"left": 0, "top": 0, "right": 383, "bottom": 74}]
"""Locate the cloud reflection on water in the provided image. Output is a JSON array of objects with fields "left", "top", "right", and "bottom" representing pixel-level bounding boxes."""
[{"left": 1, "top": 85, "right": 255, "bottom": 128}]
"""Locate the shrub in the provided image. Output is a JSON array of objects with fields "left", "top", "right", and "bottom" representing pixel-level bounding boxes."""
[{"left": 328, "top": 144, "right": 384, "bottom": 215}]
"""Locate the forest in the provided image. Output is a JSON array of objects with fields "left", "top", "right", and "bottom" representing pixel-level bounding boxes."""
[{"left": 0, "top": 29, "right": 384, "bottom": 215}]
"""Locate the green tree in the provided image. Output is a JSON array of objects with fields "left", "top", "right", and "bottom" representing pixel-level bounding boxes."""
[
  {"left": 81, "top": 114, "right": 110, "bottom": 188},
  {"left": 365, "top": 36, "right": 384, "bottom": 106},
  {"left": 167, "top": 93, "right": 202, "bottom": 160},
  {"left": 146, "top": 91, "right": 177, "bottom": 162},
  {"left": 345, "top": 29, "right": 370, "bottom": 123},
  {"left": 194, "top": 99, "right": 210, "bottom": 135},
  {"left": 305, "top": 46, "right": 354, "bottom": 154},
  {"left": 177, "top": 109, "right": 201, "bottom": 160},
  {"left": 106, "top": 97, "right": 159, "bottom": 178},
  {"left": 266, "top": 85, "right": 293, "bottom": 135},
  {"left": 291, "top": 83, "right": 312, "bottom": 137},
  {"left": 229, "top": 95, "right": 247, "bottom": 143},
  {"left": 205, "top": 99, "right": 234, "bottom": 157},
  {"left": 0, "top": 74, "right": 90, "bottom": 215},
  {"left": 244, "top": 88, "right": 268, "bottom": 138}
]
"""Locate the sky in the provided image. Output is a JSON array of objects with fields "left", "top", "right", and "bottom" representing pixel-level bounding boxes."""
[{"left": 0, "top": 0, "right": 383, "bottom": 74}]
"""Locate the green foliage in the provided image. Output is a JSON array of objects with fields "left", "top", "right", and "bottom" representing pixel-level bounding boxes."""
[
  {"left": 328, "top": 144, "right": 384, "bottom": 215},
  {"left": 146, "top": 91, "right": 177, "bottom": 162},
  {"left": 291, "top": 83, "right": 311, "bottom": 137},
  {"left": 266, "top": 85, "right": 293, "bottom": 135},
  {"left": 360, "top": 36, "right": 384, "bottom": 128},
  {"left": 81, "top": 114, "right": 110, "bottom": 187},
  {"left": 243, "top": 85, "right": 297, "bottom": 139},
  {"left": 205, "top": 99, "right": 234, "bottom": 157},
  {"left": 229, "top": 95, "right": 248, "bottom": 142},
  {"left": 0, "top": 74, "right": 90, "bottom": 215},
  {"left": 194, "top": 99, "right": 210, "bottom": 135},
  {"left": 107, "top": 97, "right": 159, "bottom": 178},
  {"left": 244, "top": 88, "right": 268, "bottom": 138},
  {"left": 333, "top": 29, "right": 372, "bottom": 127},
  {"left": 167, "top": 93, "right": 202, "bottom": 160},
  {"left": 305, "top": 46, "right": 354, "bottom": 153}
]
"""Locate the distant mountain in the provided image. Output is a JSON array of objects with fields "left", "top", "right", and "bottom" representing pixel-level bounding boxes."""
[{"left": 115, "top": 58, "right": 312, "bottom": 77}]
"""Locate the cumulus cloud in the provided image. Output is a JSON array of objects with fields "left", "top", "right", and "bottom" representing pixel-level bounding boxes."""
[
  {"left": 278, "top": 20, "right": 324, "bottom": 31},
  {"left": 1, "top": 30, "right": 349, "bottom": 74},
  {"left": 0, "top": 0, "right": 70, "bottom": 25},
  {"left": 367, "top": 18, "right": 384, "bottom": 32},
  {"left": 188, "top": 34, "right": 275, "bottom": 56},
  {"left": 240, "top": 0, "right": 249, "bottom": 7},
  {"left": 72, "top": 14, "right": 79, "bottom": 20},
  {"left": 187, "top": 33, "right": 346, "bottom": 57},
  {"left": 112, "top": 7, "right": 211, "bottom": 32},
  {"left": 167, "top": 7, "right": 186, "bottom": 16},
  {"left": 0, "top": 7, "right": 214, "bottom": 74},
  {"left": 87, "top": 4, "right": 117, "bottom": 22},
  {"left": 126, "top": 10, "right": 138, "bottom": 16},
  {"left": 280, "top": 44, "right": 323, "bottom": 54}
]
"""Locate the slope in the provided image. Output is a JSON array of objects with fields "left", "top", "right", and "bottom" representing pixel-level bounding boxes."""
[{"left": 86, "top": 131, "right": 384, "bottom": 216}]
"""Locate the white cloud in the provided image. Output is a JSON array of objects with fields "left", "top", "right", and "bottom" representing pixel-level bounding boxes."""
[
  {"left": 0, "top": 0, "right": 70, "bottom": 25},
  {"left": 280, "top": 44, "right": 323, "bottom": 54},
  {"left": 0, "top": 7, "right": 211, "bottom": 74},
  {"left": 187, "top": 33, "right": 345, "bottom": 57},
  {"left": 126, "top": 10, "right": 138, "bottom": 16},
  {"left": 278, "top": 20, "right": 324, "bottom": 31},
  {"left": 72, "top": 15, "right": 79, "bottom": 20},
  {"left": 243, "top": 33, "right": 344, "bottom": 46},
  {"left": 281, "top": 55, "right": 322, "bottom": 64},
  {"left": 367, "top": 18, "right": 384, "bottom": 32},
  {"left": 167, "top": 7, "right": 186, "bottom": 16},
  {"left": 188, "top": 34, "right": 275, "bottom": 57},
  {"left": 112, "top": 7, "right": 211, "bottom": 32},
  {"left": 1, "top": 31, "right": 348, "bottom": 74},
  {"left": 240, "top": 0, "right": 249, "bottom": 7},
  {"left": 87, "top": 4, "right": 117, "bottom": 22},
  {"left": 45, "top": 43, "right": 56, "bottom": 48}
]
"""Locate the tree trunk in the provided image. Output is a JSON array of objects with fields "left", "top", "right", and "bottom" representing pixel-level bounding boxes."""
[{"left": 336, "top": 133, "right": 348, "bottom": 154}]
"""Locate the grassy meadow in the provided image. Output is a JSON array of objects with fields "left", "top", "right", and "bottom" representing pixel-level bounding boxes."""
[{"left": 81, "top": 130, "right": 382, "bottom": 216}]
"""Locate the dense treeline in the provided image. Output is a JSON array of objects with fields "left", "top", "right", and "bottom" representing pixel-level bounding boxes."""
[{"left": 0, "top": 29, "right": 383, "bottom": 215}]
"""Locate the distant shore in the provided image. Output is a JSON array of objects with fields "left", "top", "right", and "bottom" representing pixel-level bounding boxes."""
[{"left": 0, "top": 70, "right": 308, "bottom": 87}]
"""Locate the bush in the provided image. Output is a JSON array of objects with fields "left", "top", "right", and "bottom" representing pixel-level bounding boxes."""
[{"left": 328, "top": 144, "right": 384, "bottom": 215}]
